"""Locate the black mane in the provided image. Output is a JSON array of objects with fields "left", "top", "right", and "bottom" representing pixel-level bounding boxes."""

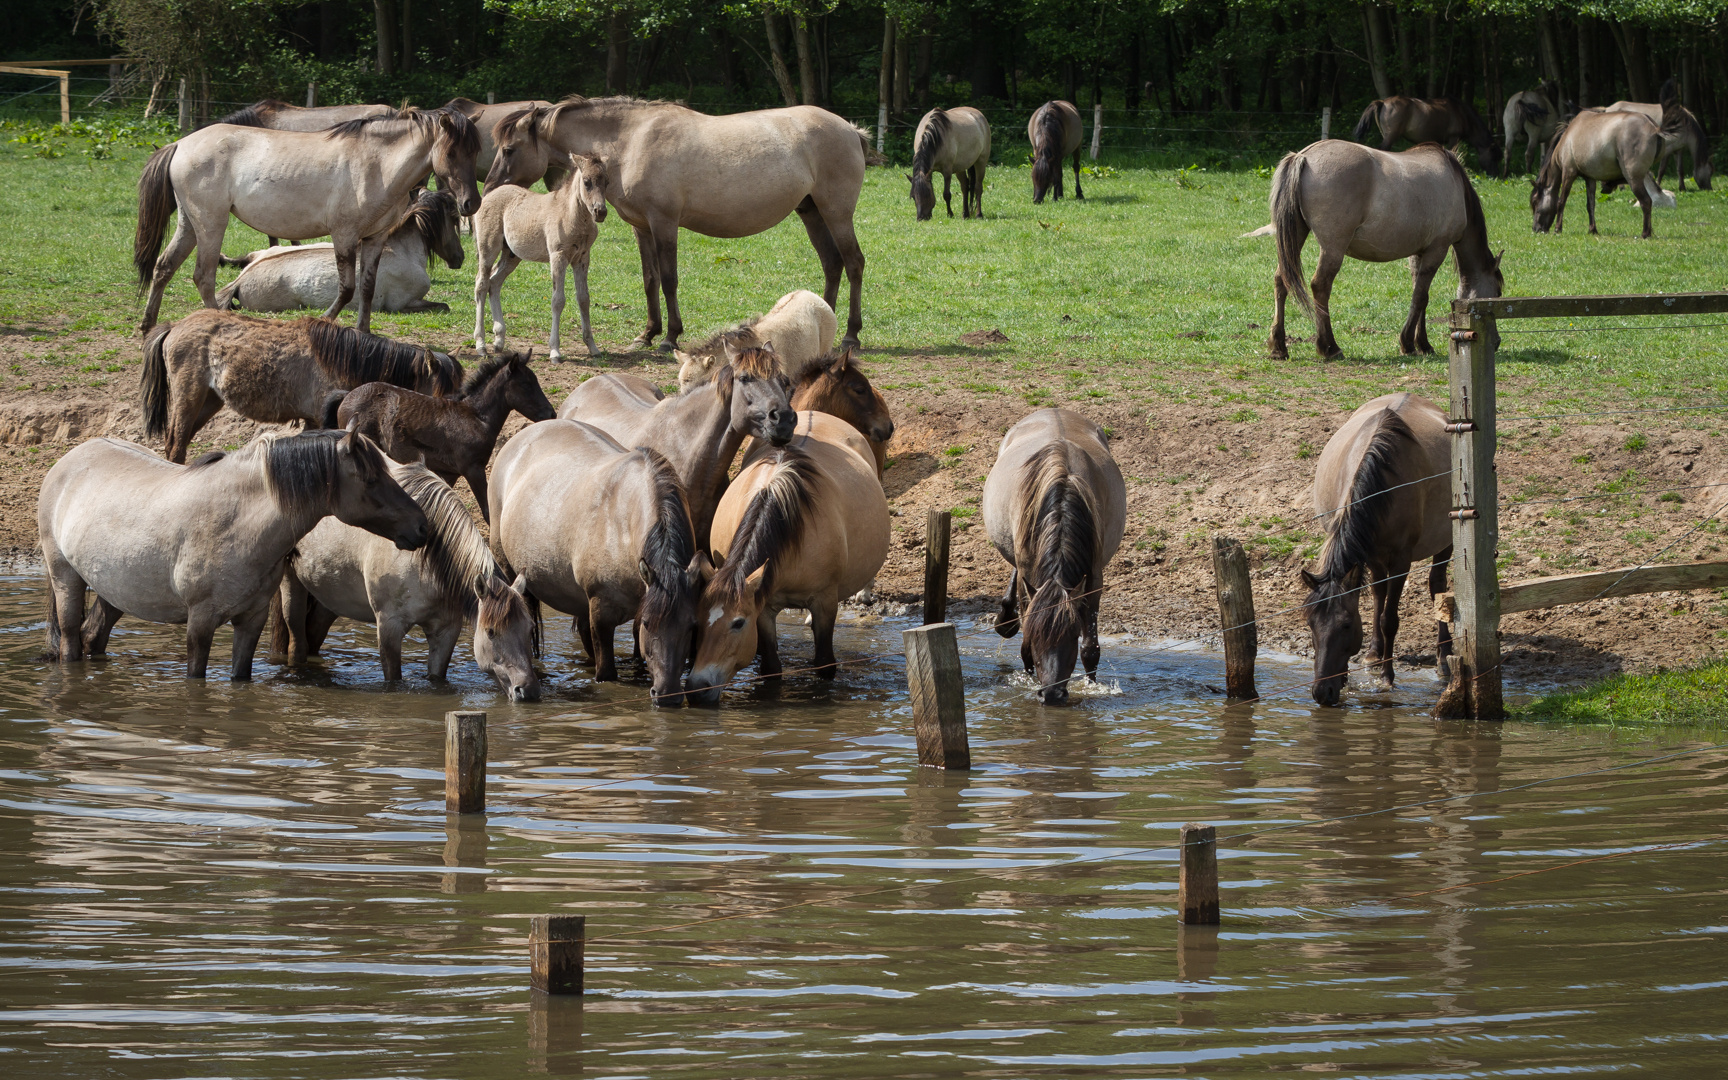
[
  {"left": 457, "top": 349, "right": 522, "bottom": 397},
  {"left": 637, "top": 449, "right": 699, "bottom": 627},
  {"left": 913, "top": 109, "right": 951, "bottom": 175},
  {"left": 714, "top": 447, "right": 820, "bottom": 603},
  {"left": 304, "top": 320, "right": 461, "bottom": 396},
  {"left": 214, "top": 99, "right": 287, "bottom": 128},
  {"left": 1318, "top": 408, "right": 1417, "bottom": 585}
]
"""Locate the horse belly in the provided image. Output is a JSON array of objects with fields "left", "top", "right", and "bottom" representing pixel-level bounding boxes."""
[
  {"left": 373, "top": 257, "right": 432, "bottom": 311},
  {"left": 502, "top": 216, "right": 552, "bottom": 264},
  {"left": 293, "top": 524, "right": 383, "bottom": 624}
]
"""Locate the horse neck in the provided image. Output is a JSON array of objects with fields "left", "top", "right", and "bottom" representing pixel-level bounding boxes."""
[
  {"left": 550, "top": 106, "right": 628, "bottom": 159},
  {"left": 653, "top": 386, "right": 741, "bottom": 519},
  {"left": 232, "top": 455, "right": 330, "bottom": 554},
  {"left": 459, "top": 368, "right": 515, "bottom": 438},
  {"left": 374, "top": 127, "right": 439, "bottom": 198},
  {"left": 1452, "top": 212, "right": 1497, "bottom": 292}
]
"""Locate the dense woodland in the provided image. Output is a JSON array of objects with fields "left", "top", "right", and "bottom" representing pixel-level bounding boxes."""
[{"left": 10, "top": 1, "right": 1728, "bottom": 166}]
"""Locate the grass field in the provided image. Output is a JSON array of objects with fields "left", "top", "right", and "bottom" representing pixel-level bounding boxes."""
[{"left": 1520, "top": 658, "right": 1728, "bottom": 727}]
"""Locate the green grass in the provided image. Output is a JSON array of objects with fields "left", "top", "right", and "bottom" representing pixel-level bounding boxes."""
[{"left": 1518, "top": 660, "right": 1728, "bottom": 727}]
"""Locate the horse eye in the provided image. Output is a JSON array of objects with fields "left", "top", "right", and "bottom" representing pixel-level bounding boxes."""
[{"left": 730, "top": 617, "right": 746, "bottom": 631}]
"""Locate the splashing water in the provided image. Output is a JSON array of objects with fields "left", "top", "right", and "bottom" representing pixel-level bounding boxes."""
[{"left": 1006, "top": 670, "right": 1124, "bottom": 697}]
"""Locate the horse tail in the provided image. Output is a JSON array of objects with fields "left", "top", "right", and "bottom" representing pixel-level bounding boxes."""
[
  {"left": 141, "top": 322, "right": 172, "bottom": 440},
  {"left": 215, "top": 274, "right": 242, "bottom": 310},
  {"left": 218, "top": 251, "right": 255, "bottom": 270},
  {"left": 1352, "top": 100, "right": 1380, "bottom": 142},
  {"left": 41, "top": 573, "right": 60, "bottom": 662},
  {"left": 134, "top": 142, "right": 178, "bottom": 292},
  {"left": 1270, "top": 152, "right": 1313, "bottom": 320},
  {"left": 854, "top": 123, "right": 885, "bottom": 166}
]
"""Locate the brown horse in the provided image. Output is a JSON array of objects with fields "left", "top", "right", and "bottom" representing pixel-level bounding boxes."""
[
  {"left": 982, "top": 409, "right": 1126, "bottom": 706},
  {"left": 1301, "top": 393, "right": 1452, "bottom": 707},
  {"left": 1266, "top": 141, "right": 1504, "bottom": 360},
  {"left": 1531, "top": 110, "right": 1672, "bottom": 239},
  {"left": 1029, "top": 100, "right": 1084, "bottom": 204},
  {"left": 1353, "top": 96, "right": 1501, "bottom": 174},
  {"left": 334, "top": 350, "right": 556, "bottom": 521},
  {"left": 142, "top": 310, "right": 461, "bottom": 463},
  {"left": 486, "top": 97, "right": 873, "bottom": 351}
]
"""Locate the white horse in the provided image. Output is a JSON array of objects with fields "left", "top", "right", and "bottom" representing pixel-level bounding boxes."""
[
  {"left": 38, "top": 430, "right": 427, "bottom": 679},
  {"left": 674, "top": 290, "right": 837, "bottom": 389}
]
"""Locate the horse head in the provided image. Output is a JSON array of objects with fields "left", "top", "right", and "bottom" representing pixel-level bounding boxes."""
[
  {"left": 1299, "top": 566, "right": 1364, "bottom": 707},
  {"left": 638, "top": 550, "right": 711, "bottom": 707},
  {"left": 486, "top": 106, "right": 553, "bottom": 189},
  {"left": 719, "top": 342, "right": 794, "bottom": 446},
  {"left": 792, "top": 347, "right": 894, "bottom": 449},
  {"left": 566, "top": 153, "right": 609, "bottom": 223},
  {"left": 1529, "top": 176, "right": 1560, "bottom": 233},
  {"left": 473, "top": 573, "right": 543, "bottom": 702},
  {"left": 416, "top": 188, "right": 465, "bottom": 270},
  {"left": 499, "top": 349, "right": 557, "bottom": 421},
  {"left": 907, "top": 170, "right": 937, "bottom": 221},
  {"left": 674, "top": 348, "right": 720, "bottom": 391},
  {"left": 431, "top": 108, "right": 482, "bottom": 216},
  {"left": 1020, "top": 576, "right": 1087, "bottom": 705},
  {"left": 686, "top": 561, "right": 774, "bottom": 707},
  {"left": 328, "top": 430, "right": 430, "bottom": 551}
]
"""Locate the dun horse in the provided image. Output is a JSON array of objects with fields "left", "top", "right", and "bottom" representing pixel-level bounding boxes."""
[
  {"left": 1301, "top": 393, "right": 1452, "bottom": 707},
  {"left": 473, "top": 153, "right": 609, "bottom": 360},
  {"left": 217, "top": 188, "right": 464, "bottom": 314},
  {"left": 686, "top": 411, "right": 889, "bottom": 705},
  {"left": 1028, "top": 100, "right": 1085, "bottom": 204},
  {"left": 38, "top": 430, "right": 427, "bottom": 679},
  {"left": 1531, "top": 110, "right": 1673, "bottom": 238},
  {"left": 1605, "top": 100, "right": 1714, "bottom": 191},
  {"left": 674, "top": 290, "right": 836, "bottom": 389},
  {"left": 444, "top": 96, "right": 556, "bottom": 183},
  {"left": 135, "top": 106, "right": 480, "bottom": 334},
  {"left": 1265, "top": 141, "right": 1504, "bottom": 359},
  {"left": 982, "top": 409, "right": 1126, "bottom": 706},
  {"left": 142, "top": 309, "right": 462, "bottom": 464},
  {"left": 908, "top": 106, "right": 991, "bottom": 220},
  {"left": 490, "top": 421, "right": 705, "bottom": 706},
  {"left": 487, "top": 97, "right": 872, "bottom": 350},
  {"left": 1352, "top": 95, "right": 1501, "bottom": 173},
  {"left": 336, "top": 349, "right": 556, "bottom": 520},
  {"left": 1501, "top": 81, "right": 1563, "bottom": 176}
]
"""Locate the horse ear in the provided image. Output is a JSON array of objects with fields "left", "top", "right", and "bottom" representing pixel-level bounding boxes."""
[
  {"left": 521, "top": 347, "right": 534, "bottom": 364},
  {"left": 721, "top": 337, "right": 743, "bottom": 363},
  {"left": 1342, "top": 566, "right": 1364, "bottom": 591},
  {"left": 638, "top": 558, "right": 655, "bottom": 587},
  {"left": 510, "top": 573, "right": 528, "bottom": 596},
  {"left": 828, "top": 347, "right": 852, "bottom": 374},
  {"left": 905, "top": 172, "right": 914, "bottom": 182},
  {"left": 745, "top": 560, "right": 774, "bottom": 603},
  {"left": 1493, "top": 247, "right": 1505, "bottom": 269},
  {"left": 688, "top": 551, "right": 714, "bottom": 585},
  {"left": 1298, "top": 569, "right": 1322, "bottom": 591}
]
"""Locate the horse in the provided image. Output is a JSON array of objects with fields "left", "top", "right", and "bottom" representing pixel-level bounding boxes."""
[
  {"left": 134, "top": 105, "right": 481, "bottom": 335},
  {"left": 674, "top": 290, "right": 837, "bottom": 390},
  {"left": 473, "top": 153, "right": 609, "bottom": 361},
  {"left": 982, "top": 409, "right": 1126, "bottom": 706},
  {"left": 1028, "top": 100, "right": 1084, "bottom": 204},
  {"left": 216, "top": 188, "right": 465, "bottom": 314},
  {"left": 686, "top": 411, "right": 889, "bottom": 705},
  {"left": 1265, "top": 141, "right": 1504, "bottom": 360},
  {"left": 908, "top": 106, "right": 991, "bottom": 220},
  {"left": 38, "top": 429, "right": 427, "bottom": 680},
  {"left": 1605, "top": 101, "right": 1714, "bottom": 191},
  {"left": 1501, "top": 81, "right": 1563, "bottom": 177},
  {"left": 443, "top": 96, "right": 557, "bottom": 184},
  {"left": 273, "top": 460, "right": 541, "bottom": 699},
  {"left": 1352, "top": 96, "right": 1501, "bottom": 174},
  {"left": 485, "top": 97, "right": 872, "bottom": 351},
  {"left": 141, "top": 309, "right": 462, "bottom": 464},
  {"left": 335, "top": 349, "right": 556, "bottom": 521},
  {"left": 490, "top": 421, "right": 706, "bottom": 706},
  {"left": 557, "top": 345, "right": 795, "bottom": 548},
  {"left": 1531, "top": 110, "right": 1673, "bottom": 239},
  {"left": 1300, "top": 393, "right": 1452, "bottom": 707}
]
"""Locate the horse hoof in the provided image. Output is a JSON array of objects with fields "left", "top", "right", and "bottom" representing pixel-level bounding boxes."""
[
  {"left": 1267, "top": 342, "right": 1288, "bottom": 360},
  {"left": 839, "top": 336, "right": 861, "bottom": 352},
  {"left": 657, "top": 340, "right": 678, "bottom": 355},
  {"left": 548, "top": 351, "right": 565, "bottom": 364},
  {"left": 627, "top": 336, "right": 654, "bottom": 351},
  {"left": 1318, "top": 347, "right": 1344, "bottom": 361}
]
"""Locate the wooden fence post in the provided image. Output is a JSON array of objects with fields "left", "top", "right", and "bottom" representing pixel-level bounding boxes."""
[
  {"left": 1090, "top": 103, "right": 1103, "bottom": 159},
  {"left": 177, "top": 77, "right": 189, "bottom": 135},
  {"left": 530, "top": 914, "right": 584, "bottom": 994},
  {"left": 1436, "top": 302, "right": 1504, "bottom": 721},
  {"left": 903, "top": 623, "right": 969, "bottom": 769},
  {"left": 1177, "top": 823, "right": 1220, "bottom": 925},
  {"left": 1320, "top": 105, "right": 1331, "bottom": 140},
  {"left": 445, "top": 710, "right": 487, "bottom": 813},
  {"left": 1211, "top": 536, "right": 1257, "bottom": 700},
  {"left": 877, "top": 103, "right": 888, "bottom": 153},
  {"left": 306, "top": 81, "right": 317, "bottom": 108},
  {"left": 487, "top": 91, "right": 495, "bottom": 105},
  {"left": 923, "top": 509, "right": 951, "bottom": 625}
]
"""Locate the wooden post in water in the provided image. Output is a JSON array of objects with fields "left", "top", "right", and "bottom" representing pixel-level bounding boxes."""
[
  {"left": 923, "top": 509, "right": 951, "bottom": 625},
  {"left": 445, "top": 710, "right": 487, "bottom": 814},
  {"left": 530, "top": 914, "right": 585, "bottom": 995},
  {"left": 903, "top": 623, "right": 969, "bottom": 769},
  {"left": 1177, "top": 823, "right": 1220, "bottom": 925},
  {"left": 1211, "top": 536, "right": 1257, "bottom": 700}
]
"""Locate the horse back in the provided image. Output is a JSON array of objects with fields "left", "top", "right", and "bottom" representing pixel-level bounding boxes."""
[
  {"left": 983, "top": 409, "right": 1126, "bottom": 572},
  {"left": 555, "top": 371, "right": 664, "bottom": 431},
  {"left": 1314, "top": 394, "right": 1449, "bottom": 559}
]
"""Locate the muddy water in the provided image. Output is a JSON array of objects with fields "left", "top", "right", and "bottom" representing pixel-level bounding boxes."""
[{"left": 2, "top": 572, "right": 1725, "bottom": 1078}]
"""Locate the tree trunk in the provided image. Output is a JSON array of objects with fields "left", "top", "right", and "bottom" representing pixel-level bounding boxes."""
[
  {"left": 1126, "top": 29, "right": 1141, "bottom": 111},
  {"left": 1362, "top": 5, "right": 1394, "bottom": 99},
  {"left": 818, "top": 16, "right": 831, "bottom": 105},
  {"left": 915, "top": 26, "right": 932, "bottom": 108},
  {"left": 606, "top": 11, "right": 628, "bottom": 93},
  {"left": 763, "top": 10, "right": 798, "bottom": 107},
  {"left": 1426, "top": 14, "right": 1438, "bottom": 96},
  {"left": 1489, "top": 16, "right": 1503, "bottom": 118},
  {"left": 893, "top": 21, "right": 909, "bottom": 110},
  {"left": 714, "top": 25, "right": 735, "bottom": 96},
  {"left": 1577, "top": 16, "right": 1594, "bottom": 106},
  {"left": 1395, "top": 8, "right": 1412, "bottom": 95},
  {"left": 878, "top": 16, "right": 894, "bottom": 114},
  {"left": 399, "top": 0, "right": 411, "bottom": 72},
  {"left": 1536, "top": 12, "right": 1563, "bottom": 96},
  {"left": 1610, "top": 20, "right": 1652, "bottom": 102},
  {"left": 792, "top": 14, "right": 816, "bottom": 105},
  {"left": 373, "top": 0, "right": 396, "bottom": 76}
]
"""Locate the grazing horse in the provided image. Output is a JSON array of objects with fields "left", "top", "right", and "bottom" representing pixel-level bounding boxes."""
[
  {"left": 1605, "top": 101, "right": 1714, "bottom": 191},
  {"left": 1352, "top": 96, "right": 1501, "bottom": 174},
  {"left": 1029, "top": 100, "right": 1085, "bottom": 203},
  {"left": 335, "top": 349, "right": 556, "bottom": 521},
  {"left": 274, "top": 461, "right": 542, "bottom": 698},
  {"left": 1531, "top": 111, "right": 1673, "bottom": 239},
  {"left": 908, "top": 106, "right": 992, "bottom": 220},
  {"left": 674, "top": 290, "right": 837, "bottom": 389},
  {"left": 1266, "top": 141, "right": 1504, "bottom": 360},
  {"left": 982, "top": 409, "right": 1126, "bottom": 706},
  {"left": 1501, "top": 81, "right": 1563, "bottom": 177},
  {"left": 1301, "top": 394, "right": 1452, "bottom": 707},
  {"left": 686, "top": 411, "right": 889, "bottom": 705},
  {"left": 473, "top": 153, "right": 609, "bottom": 360},
  {"left": 485, "top": 97, "right": 872, "bottom": 351},
  {"left": 142, "top": 310, "right": 462, "bottom": 464},
  {"left": 557, "top": 345, "right": 795, "bottom": 548},
  {"left": 134, "top": 106, "right": 481, "bottom": 335},
  {"left": 217, "top": 188, "right": 465, "bottom": 314},
  {"left": 38, "top": 430, "right": 427, "bottom": 679},
  {"left": 490, "top": 421, "right": 706, "bottom": 706}
]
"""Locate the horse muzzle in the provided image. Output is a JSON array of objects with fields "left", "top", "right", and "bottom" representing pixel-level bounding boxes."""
[
  {"left": 394, "top": 521, "right": 431, "bottom": 551},
  {"left": 1039, "top": 684, "right": 1070, "bottom": 706},
  {"left": 768, "top": 412, "right": 796, "bottom": 446},
  {"left": 685, "top": 669, "right": 726, "bottom": 708},
  {"left": 1311, "top": 678, "right": 1345, "bottom": 708}
]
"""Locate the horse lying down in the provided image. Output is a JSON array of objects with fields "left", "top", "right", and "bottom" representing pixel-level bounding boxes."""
[{"left": 674, "top": 290, "right": 837, "bottom": 390}]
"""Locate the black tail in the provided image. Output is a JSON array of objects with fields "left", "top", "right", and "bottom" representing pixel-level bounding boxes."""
[
  {"left": 1352, "top": 101, "right": 1381, "bottom": 142},
  {"left": 321, "top": 390, "right": 348, "bottom": 430},
  {"left": 1031, "top": 105, "right": 1065, "bottom": 204},
  {"left": 141, "top": 323, "right": 172, "bottom": 440},
  {"left": 41, "top": 573, "right": 61, "bottom": 662},
  {"left": 134, "top": 143, "right": 178, "bottom": 291},
  {"left": 1270, "top": 152, "right": 1313, "bottom": 319},
  {"left": 218, "top": 251, "right": 255, "bottom": 270}
]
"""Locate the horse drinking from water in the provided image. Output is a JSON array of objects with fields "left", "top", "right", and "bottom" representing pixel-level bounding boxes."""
[
  {"left": 142, "top": 310, "right": 462, "bottom": 464},
  {"left": 1501, "top": 81, "right": 1564, "bottom": 177},
  {"left": 38, "top": 430, "right": 427, "bottom": 679},
  {"left": 490, "top": 421, "right": 705, "bottom": 706},
  {"left": 908, "top": 106, "right": 991, "bottom": 220},
  {"left": 982, "top": 408, "right": 1126, "bottom": 706},
  {"left": 1301, "top": 393, "right": 1452, "bottom": 707},
  {"left": 1265, "top": 141, "right": 1504, "bottom": 360},
  {"left": 486, "top": 97, "right": 872, "bottom": 351},
  {"left": 674, "top": 290, "right": 837, "bottom": 390},
  {"left": 1530, "top": 110, "right": 1673, "bottom": 238},
  {"left": 135, "top": 105, "right": 480, "bottom": 335},
  {"left": 1028, "top": 100, "right": 1084, "bottom": 204},
  {"left": 1353, "top": 95, "right": 1501, "bottom": 173}
]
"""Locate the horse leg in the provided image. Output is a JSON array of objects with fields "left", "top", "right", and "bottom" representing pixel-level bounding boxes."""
[
  {"left": 1081, "top": 598, "right": 1102, "bottom": 683},
  {"left": 229, "top": 602, "right": 270, "bottom": 682},
  {"left": 305, "top": 599, "right": 338, "bottom": 656},
  {"left": 795, "top": 195, "right": 844, "bottom": 322},
  {"left": 547, "top": 250, "right": 568, "bottom": 362},
  {"left": 1630, "top": 171, "right": 1654, "bottom": 239},
  {"left": 810, "top": 596, "right": 840, "bottom": 678},
  {"left": 1269, "top": 265, "right": 1290, "bottom": 360},
  {"left": 141, "top": 213, "right": 198, "bottom": 334},
  {"left": 1309, "top": 249, "right": 1346, "bottom": 360},
  {"left": 994, "top": 568, "right": 1020, "bottom": 637},
  {"left": 1373, "top": 563, "right": 1410, "bottom": 690},
  {"left": 376, "top": 615, "right": 407, "bottom": 682},
  {"left": 465, "top": 467, "right": 490, "bottom": 526},
  {"left": 942, "top": 171, "right": 954, "bottom": 218},
  {"left": 628, "top": 224, "right": 663, "bottom": 351},
  {"left": 571, "top": 249, "right": 598, "bottom": 357},
  {"left": 572, "top": 603, "right": 596, "bottom": 664},
  {"left": 591, "top": 601, "right": 618, "bottom": 681},
  {"left": 1072, "top": 149, "right": 1085, "bottom": 200},
  {"left": 472, "top": 250, "right": 495, "bottom": 351},
  {"left": 1401, "top": 244, "right": 1447, "bottom": 356},
  {"left": 1430, "top": 547, "right": 1454, "bottom": 681},
  {"left": 354, "top": 235, "right": 386, "bottom": 334},
  {"left": 489, "top": 253, "right": 521, "bottom": 352},
  {"left": 82, "top": 595, "right": 124, "bottom": 657},
  {"left": 653, "top": 228, "right": 684, "bottom": 351},
  {"left": 754, "top": 609, "right": 782, "bottom": 679},
  {"left": 279, "top": 572, "right": 310, "bottom": 665},
  {"left": 424, "top": 614, "right": 461, "bottom": 681},
  {"left": 167, "top": 386, "right": 224, "bottom": 465},
  {"left": 323, "top": 239, "right": 359, "bottom": 321},
  {"left": 49, "top": 571, "right": 87, "bottom": 663},
  {"left": 184, "top": 608, "right": 219, "bottom": 679},
  {"left": 810, "top": 202, "right": 865, "bottom": 348}
]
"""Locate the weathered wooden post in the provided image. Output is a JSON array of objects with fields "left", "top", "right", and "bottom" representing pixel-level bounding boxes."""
[
  {"left": 1211, "top": 536, "right": 1257, "bottom": 700},
  {"left": 1320, "top": 105, "right": 1331, "bottom": 140},
  {"left": 1090, "top": 103, "right": 1104, "bottom": 159},
  {"left": 1435, "top": 300, "right": 1504, "bottom": 721},
  {"left": 487, "top": 91, "right": 495, "bottom": 105},
  {"left": 306, "top": 81, "right": 316, "bottom": 108},
  {"left": 177, "top": 77, "right": 189, "bottom": 135},
  {"left": 1177, "top": 823, "right": 1220, "bottom": 925},
  {"left": 530, "top": 914, "right": 584, "bottom": 995},
  {"left": 445, "top": 710, "right": 487, "bottom": 813},
  {"left": 903, "top": 623, "right": 969, "bottom": 769},
  {"left": 923, "top": 509, "right": 951, "bottom": 625}
]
